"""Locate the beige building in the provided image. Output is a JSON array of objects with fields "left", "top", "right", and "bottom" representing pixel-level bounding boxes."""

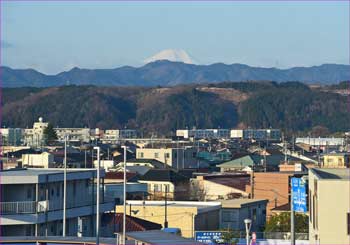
[
  {"left": 136, "top": 147, "right": 197, "bottom": 169},
  {"left": 309, "top": 168, "right": 350, "bottom": 244},
  {"left": 322, "top": 153, "right": 350, "bottom": 168},
  {"left": 24, "top": 117, "right": 49, "bottom": 147},
  {"left": 116, "top": 201, "right": 221, "bottom": 238},
  {"left": 22, "top": 152, "right": 55, "bottom": 168}
]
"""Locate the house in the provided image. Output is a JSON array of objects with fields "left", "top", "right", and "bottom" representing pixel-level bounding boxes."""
[
  {"left": 192, "top": 173, "right": 250, "bottom": 200},
  {"left": 138, "top": 169, "right": 190, "bottom": 200},
  {"left": 111, "top": 213, "right": 162, "bottom": 232},
  {"left": 219, "top": 199, "right": 268, "bottom": 232},
  {"left": 309, "top": 168, "right": 350, "bottom": 245},
  {"left": 0, "top": 168, "right": 115, "bottom": 237},
  {"left": 217, "top": 154, "right": 285, "bottom": 172},
  {"left": 322, "top": 152, "right": 350, "bottom": 168},
  {"left": 116, "top": 201, "right": 221, "bottom": 238},
  {"left": 136, "top": 147, "right": 198, "bottom": 169}
]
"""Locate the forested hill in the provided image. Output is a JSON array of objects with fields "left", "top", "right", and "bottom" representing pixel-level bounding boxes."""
[
  {"left": 1, "top": 81, "right": 349, "bottom": 136},
  {"left": 2, "top": 62, "right": 350, "bottom": 87}
]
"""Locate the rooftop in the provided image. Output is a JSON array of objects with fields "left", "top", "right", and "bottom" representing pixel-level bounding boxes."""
[
  {"left": 0, "top": 168, "right": 101, "bottom": 184},
  {"left": 124, "top": 200, "right": 221, "bottom": 213},
  {"left": 219, "top": 199, "right": 268, "bottom": 208},
  {"left": 312, "top": 168, "right": 350, "bottom": 180}
]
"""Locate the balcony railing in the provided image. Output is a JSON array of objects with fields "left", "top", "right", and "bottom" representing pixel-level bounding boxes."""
[
  {"left": 0, "top": 196, "right": 115, "bottom": 215},
  {"left": 0, "top": 201, "right": 47, "bottom": 214}
]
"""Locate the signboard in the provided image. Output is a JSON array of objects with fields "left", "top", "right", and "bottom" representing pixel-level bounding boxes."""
[
  {"left": 195, "top": 231, "right": 223, "bottom": 244},
  {"left": 291, "top": 177, "right": 307, "bottom": 213}
]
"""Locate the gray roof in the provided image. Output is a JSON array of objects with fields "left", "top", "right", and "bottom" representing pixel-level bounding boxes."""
[
  {"left": 312, "top": 168, "right": 350, "bottom": 180},
  {"left": 0, "top": 168, "right": 101, "bottom": 184},
  {"left": 219, "top": 199, "right": 268, "bottom": 208}
]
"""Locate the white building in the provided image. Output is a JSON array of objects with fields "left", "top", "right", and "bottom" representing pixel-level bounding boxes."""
[
  {"left": 136, "top": 147, "right": 198, "bottom": 169},
  {"left": 176, "top": 129, "right": 230, "bottom": 139},
  {"left": 296, "top": 137, "right": 345, "bottom": 147},
  {"left": 0, "top": 168, "right": 115, "bottom": 237},
  {"left": 230, "top": 129, "right": 281, "bottom": 141},
  {"left": 101, "top": 129, "right": 138, "bottom": 143},
  {"left": 22, "top": 152, "right": 55, "bottom": 168},
  {"left": 55, "top": 128, "right": 90, "bottom": 143},
  {"left": 23, "top": 117, "right": 49, "bottom": 147}
]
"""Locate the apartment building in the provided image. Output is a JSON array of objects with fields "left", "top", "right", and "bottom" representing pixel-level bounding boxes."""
[
  {"left": 0, "top": 128, "right": 23, "bottom": 146},
  {"left": 176, "top": 129, "right": 230, "bottom": 139},
  {"left": 230, "top": 129, "right": 281, "bottom": 141},
  {"left": 309, "top": 168, "right": 350, "bottom": 244},
  {"left": 0, "top": 168, "right": 115, "bottom": 237},
  {"left": 102, "top": 129, "right": 138, "bottom": 143},
  {"left": 136, "top": 147, "right": 198, "bottom": 169},
  {"left": 116, "top": 201, "right": 221, "bottom": 238},
  {"left": 23, "top": 117, "right": 48, "bottom": 147},
  {"left": 54, "top": 128, "right": 90, "bottom": 142}
]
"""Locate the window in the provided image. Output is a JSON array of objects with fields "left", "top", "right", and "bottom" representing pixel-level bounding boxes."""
[
  {"left": 56, "top": 186, "right": 60, "bottom": 197},
  {"left": 51, "top": 188, "right": 54, "bottom": 196},
  {"left": 138, "top": 152, "right": 144, "bottom": 158},
  {"left": 252, "top": 208, "right": 257, "bottom": 222},
  {"left": 154, "top": 184, "right": 162, "bottom": 192},
  {"left": 165, "top": 153, "right": 170, "bottom": 158},
  {"left": 154, "top": 153, "right": 159, "bottom": 158},
  {"left": 27, "top": 188, "right": 32, "bottom": 199},
  {"left": 347, "top": 213, "right": 350, "bottom": 235}
]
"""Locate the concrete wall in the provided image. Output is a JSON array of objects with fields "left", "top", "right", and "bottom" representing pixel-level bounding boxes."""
[{"left": 309, "top": 171, "right": 350, "bottom": 244}]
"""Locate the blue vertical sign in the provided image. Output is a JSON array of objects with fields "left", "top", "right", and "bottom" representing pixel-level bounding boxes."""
[{"left": 291, "top": 177, "right": 307, "bottom": 213}]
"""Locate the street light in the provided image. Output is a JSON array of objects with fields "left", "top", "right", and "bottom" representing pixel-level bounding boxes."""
[{"left": 244, "top": 218, "right": 252, "bottom": 245}]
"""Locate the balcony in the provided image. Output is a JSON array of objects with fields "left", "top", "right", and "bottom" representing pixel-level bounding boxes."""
[{"left": 0, "top": 201, "right": 47, "bottom": 214}]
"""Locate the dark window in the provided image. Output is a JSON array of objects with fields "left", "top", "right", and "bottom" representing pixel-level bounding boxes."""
[
  {"left": 27, "top": 188, "right": 32, "bottom": 199},
  {"left": 347, "top": 213, "right": 350, "bottom": 235}
]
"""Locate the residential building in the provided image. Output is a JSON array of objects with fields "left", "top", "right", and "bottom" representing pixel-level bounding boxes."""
[
  {"left": 220, "top": 199, "right": 268, "bottom": 232},
  {"left": 230, "top": 129, "right": 281, "bottom": 141},
  {"left": 0, "top": 168, "right": 115, "bottom": 237},
  {"left": 176, "top": 129, "right": 230, "bottom": 139},
  {"left": 116, "top": 201, "right": 222, "bottom": 238},
  {"left": 138, "top": 169, "right": 190, "bottom": 200},
  {"left": 54, "top": 128, "right": 90, "bottom": 143},
  {"left": 136, "top": 147, "right": 198, "bottom": 169},
  {"left": 322, "top": 152, "right": 350, "bottom": 168},
  {"left": 23, "top": 117, "right": 49, "bottom": 147},
  {"left": 94, "top": 160, "right": 115, "bottom": 171},
  {"left": 0, "top": 128, "right": 23, "bottom": 146},
  {"left": 22, "top": 152, "right": 55, "bottom": 168},
  {"left": 192, "top": 173, "right": 250, "bottom": 200},
  {"left": 245, "top": 171, "right": 306, "bottom": 218},
  {"left": 309, "top": 168, "right": 350, "bottom": 244},
  {"left": 101, "top": 129, "right": 138, "bottom": 143}
]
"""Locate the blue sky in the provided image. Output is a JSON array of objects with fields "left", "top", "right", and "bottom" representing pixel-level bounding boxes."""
[{"left": 1, "top": 1, "right": 349, "bottom": 74}]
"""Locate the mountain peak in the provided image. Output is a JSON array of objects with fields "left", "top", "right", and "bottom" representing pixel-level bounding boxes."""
[{"left": 143, "top": 49, "right": 196, "bottom": 64}]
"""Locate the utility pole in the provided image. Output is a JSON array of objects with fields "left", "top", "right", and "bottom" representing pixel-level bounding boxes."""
[
  {"left": 164, "top": 185, "right": 168, "bottom": 228},
  {"left": 121, "top": 146, "right": 128, "bottom": 244},
  {"left": 63, "top": 135, "right": 67, "bottom": 237},
  {"left": 93, "top": 146, "right": 100, "bottom": 245},
  {"left": 250, "top": 167, "right": 254, "bottom": 199}
]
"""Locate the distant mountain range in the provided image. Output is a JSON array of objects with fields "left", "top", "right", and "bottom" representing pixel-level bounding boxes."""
[{"left": 2, "top": 61, "right": 349, "bottom": 87}]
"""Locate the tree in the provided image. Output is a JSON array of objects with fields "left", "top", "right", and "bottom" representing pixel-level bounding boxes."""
[
  {"left": 219, "top": 230, "right": 239, "bottom": 245},
  {"left": 43, "top": 123, "right": 58, "bottom": 145},
  {"left": 265, "top": 212, "right": 308, "bottom": 233}
]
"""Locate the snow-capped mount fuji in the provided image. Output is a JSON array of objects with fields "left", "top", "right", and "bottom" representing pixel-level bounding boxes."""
[{"left": 143, "top": 49, "right": 196, "bottom": 64}]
